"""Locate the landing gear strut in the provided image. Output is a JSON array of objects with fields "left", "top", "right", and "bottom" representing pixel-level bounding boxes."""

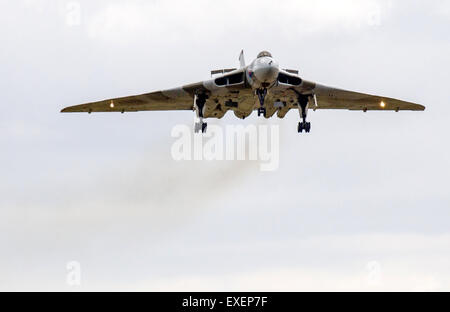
[
  {"left": 195, "top": 122, "right": 208, "bottom": 134},
  {"left": 257, "top": 88, "right": 267, "bottom": 117},
  {"left": 297, "top": 94, "right": 311, "bottom": 134},
  {"left": 194, "top": 93, "right": 208, "bottom": 134}
]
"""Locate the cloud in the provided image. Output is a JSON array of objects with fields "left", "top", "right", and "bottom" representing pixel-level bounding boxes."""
[
  {"left": 131, "top": 234, "right": 450, "bottom": 292},
  {"left": 2, "top": 0, "right": 450, "bottom": 292},
  {"left": 5, "top": 233, "right": 449, "bottom": 291},
  {"left": 435, "top": 0, "right": 450, "bottom": 17},
  {"left": 86, "top": 0, "right": 393, "bottom": 42}
]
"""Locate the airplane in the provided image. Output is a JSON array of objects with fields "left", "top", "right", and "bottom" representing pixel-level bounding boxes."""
[{"left": 61, "top": 50, "right": 425, "bottom": 134}]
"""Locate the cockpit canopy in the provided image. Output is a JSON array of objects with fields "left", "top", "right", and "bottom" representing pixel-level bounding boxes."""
[{"left": 257, "top": 51, "right": 272, "bottom": 58}]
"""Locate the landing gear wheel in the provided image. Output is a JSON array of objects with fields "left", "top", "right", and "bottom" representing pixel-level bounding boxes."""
[
  {"left": 195, "top": 122, "right": 207, "bottom": 134},
  {"left": 258, "top": 107, "right": 266, "bottom": 117},
  {"left": 305, "top": 122, "right": 311, "bottom": 133},
  {"left": 298, "top": 122, "right": 311, "bottom": 134}
]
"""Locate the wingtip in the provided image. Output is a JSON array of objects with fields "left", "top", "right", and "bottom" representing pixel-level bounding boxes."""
[{"left": 416, "top": 104, "right": 426, "bottom": 111}]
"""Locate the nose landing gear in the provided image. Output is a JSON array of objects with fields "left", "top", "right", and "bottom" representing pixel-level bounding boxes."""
[{"left": 256, "top": 88, "right": 268, "bottom": 117}]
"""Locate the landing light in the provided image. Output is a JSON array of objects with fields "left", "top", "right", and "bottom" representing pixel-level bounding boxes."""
[
  {"left": 110, "top": 101, "right": 115, "bottom": 108},
  {"left": 380, "top": 101, "right": 386, "bottom": 108}
]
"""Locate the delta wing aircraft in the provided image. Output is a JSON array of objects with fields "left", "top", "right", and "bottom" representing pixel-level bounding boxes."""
[{"left": 62, "top": 51, "right": 425, "bottom": 133}]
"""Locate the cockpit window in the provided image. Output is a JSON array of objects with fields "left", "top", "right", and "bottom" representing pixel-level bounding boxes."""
[{"left": 257, "top": 51, "right": 272, "bottom": 58}]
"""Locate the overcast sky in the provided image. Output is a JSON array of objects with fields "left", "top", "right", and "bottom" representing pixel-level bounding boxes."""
[{"left": 1, "top": 0, "right": 450, "bottom": 291}]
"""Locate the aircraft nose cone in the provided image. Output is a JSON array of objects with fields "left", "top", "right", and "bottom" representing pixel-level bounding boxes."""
[{"left": 254, "top": 59, "right": 279, "bottom": 83}]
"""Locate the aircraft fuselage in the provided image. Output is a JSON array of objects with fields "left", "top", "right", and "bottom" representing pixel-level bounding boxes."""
[{"left": 246, "top": 54, "right": 280, "bottom": 89}]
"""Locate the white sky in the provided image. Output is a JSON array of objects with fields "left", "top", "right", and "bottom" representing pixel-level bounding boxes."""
[{"left": 1, "top": 0, "right": 450, "bottom": 291}]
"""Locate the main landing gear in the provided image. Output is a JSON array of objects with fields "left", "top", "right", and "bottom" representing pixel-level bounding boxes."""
[
  {"left": 297, "top": 95, "right": 311, "bottom": 134},
  {"left": 257, "top": 88, "right": 267, "bottom": 117},
  {"left": 194, "top": 93, "right": 208, "bottom": 134}
]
